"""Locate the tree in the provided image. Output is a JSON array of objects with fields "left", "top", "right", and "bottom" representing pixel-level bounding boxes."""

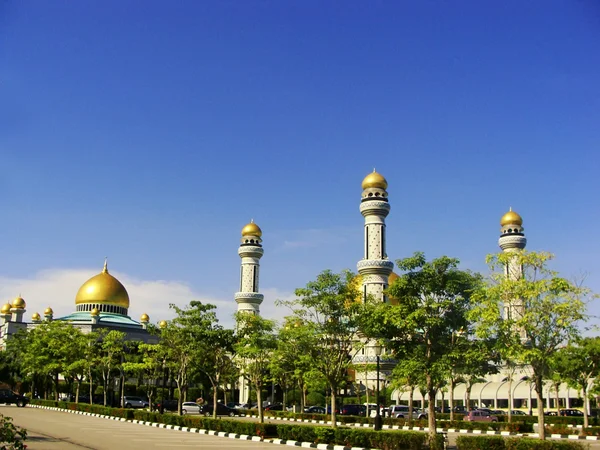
[
  {"left": 471, "top": 250, "right": 593, "bottom": 440},
  {"left": 97, "top": 329, "right": 127, "bottom": 406},
  {"left": 123, "top": 341, "right": 166, "bottom": 410},
  {"left": 362, "top": 252, "right": 482, "bottom": 446},
  {"left": 234, "top": 312, "right": 277, "bottom": 423},
  {"left": 553, "top": 337, "right": 600, "bottom": 427},
  {"left": 281, "top": 269, "right": 363, "bottom": 427}
]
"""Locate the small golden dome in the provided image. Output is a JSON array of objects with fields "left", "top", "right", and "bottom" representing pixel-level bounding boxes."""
[
  {"left": 90, "top": 308, "right": 100, "bottom": 316},
  {"left": 241, "top": 220, "right": 262, "bottom": 237},
  {"left": 140, "top": 313, "right": 149, "bottom": 323},
  {"left": 159, "top": 320, "right": 167, "bottom": 329},
  {"left": 361, "top": 170, "right": 388, "bottom": 190},
  {"left": 44, "top": 307, "right": 53, "bottom": 315},
  {"left": 32, "top": 312, "right": 41, "bottom": 321},
  {"left": 500, "top": 208, "right": 523, "bottom": 227},
  {"left": 12, "top": 296, "right": 26, "bottom": 309},
  {"left": 1, "top": 303, "right": 11, "bottom": 314},
  {"left": 75, "top": 260, "right": 130, "bottom": 309}
]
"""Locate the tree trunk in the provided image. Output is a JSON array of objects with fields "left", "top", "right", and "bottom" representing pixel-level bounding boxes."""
[
  {"left": 427, "top": 376, "right": 437, "bottom": 448},
  {"left": 534, "top": 376, "right": 546, "bottom": 440},
  {"left": 507, "top": 378, "right": 513, "bottom": 423},
  {"left": 465, "top": 386, "right": 471, "bottom": 411},
  {"left": 75, "top": 381, "right": 80, "bottom": 404},
  {"left": 408, "top": 386, "right": 414, "bottom": 422},
  {"left": 583, "top": 385, "right": 589, "bottom": 428},
  {"left": 257, "top": 382, "right": 264, "bottom": 424},
  {"left": 330, "top": 386, "right": 337, "bottom": 428},
  {"left": 554, "top": 382, "right": 560, "bottom": 414},
  {"left": 212, "top": 382, "right": 218, "bottom": 419},
  {"left": 120, "top": 373, "right": 125, "bottom": 408},
  {"left": 449, "top": 380, "right": 455, "bottom": 421},
  {"left": 55, "top": 373, "right": 59, "bottom": 401}
]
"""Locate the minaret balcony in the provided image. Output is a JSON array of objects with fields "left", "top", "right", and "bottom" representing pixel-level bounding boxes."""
[
  {"left": 235, "top": 292, "right": 264, "bottom": 304},
  {"left": 498, "top": 235, "right": 527, "bottom": 251},
  {"left": 360, "top": 200, "right": 390, "bottom": 217},
  {"left": 238, "top": 246, "right": 264, "bottom": 258},
  {"left": 357, "top": 259, "right": 394, "bottom": 275}
]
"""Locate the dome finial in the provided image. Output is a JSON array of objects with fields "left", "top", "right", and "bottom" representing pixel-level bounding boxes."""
[{"left": 103, "top": 257, "right": 108, "bottom": 274}]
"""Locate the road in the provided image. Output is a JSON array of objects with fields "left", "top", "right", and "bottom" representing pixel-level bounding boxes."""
[
  {"left": 3, "top": 406, "right": 598, "bottom": 449},
  {"left": 0, "top": 406, "right": 278, "bottom": 450}
]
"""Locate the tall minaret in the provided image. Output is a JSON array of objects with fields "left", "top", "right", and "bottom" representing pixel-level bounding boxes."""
[
  {"left": 498, "top": 208, "right": 527, "bottom": 328},
  {"left": 234, "top": 220, "right": 264, "bottom": 315},
  {"left": 357, "top": 170, "right": 394, "bottom": 302}
]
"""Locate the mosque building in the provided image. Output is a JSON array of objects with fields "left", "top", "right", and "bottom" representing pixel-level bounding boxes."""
[{"left": 0, "top": 260, "right": 156, "bottom": 349}]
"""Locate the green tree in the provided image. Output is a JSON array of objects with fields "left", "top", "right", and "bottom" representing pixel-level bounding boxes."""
[
  {"left": 97, "top": 329, "right": 127, "bottom": 406},
  {"left": 123, "top": 341, "right": 166, "bottom": 410},
  {"left": 362, "top": 252, "right": 482, "bottom": 445},
  {"left": 234, "top": 312, "right": 277, "bottom": 423},
  {"left": 471, "top": 250, "right": 592, "bottom": 440},
  {"left": 282, "top": 269, "right": 363, "bottom": 427},
  {"left": 553, "top": 337, "right": 600, "bottom": 427}
]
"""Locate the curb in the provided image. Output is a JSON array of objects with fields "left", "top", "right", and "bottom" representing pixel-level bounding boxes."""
[{"left": 27, "top": 405, "right": 373, "bottom": 450}]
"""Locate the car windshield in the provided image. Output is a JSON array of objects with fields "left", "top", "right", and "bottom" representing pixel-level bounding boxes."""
[{"left": 126, "top": 397, "right": 142, "bottom": 401}]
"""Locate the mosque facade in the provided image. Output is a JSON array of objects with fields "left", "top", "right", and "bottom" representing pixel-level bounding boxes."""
[{"left": 0, "top": 260, "right": 156, "bottom": 349}]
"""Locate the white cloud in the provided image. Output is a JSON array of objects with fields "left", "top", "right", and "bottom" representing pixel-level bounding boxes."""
[{"left": 0, "top": 269, "right": 298, "bottom": 330}]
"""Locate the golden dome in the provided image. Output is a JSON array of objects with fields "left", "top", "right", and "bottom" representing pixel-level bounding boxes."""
[
  {"left": 75, "top": 261, "right": 130, "bottom": 309},
  {"left": 361, "top": 170, "right": 388, "bottom": 190},
  {"left": 241, "top": 220, "right": 262, "bottom": 237},
  {"left": 90, "top": 308, "right": 100, "bottom": 316},
  {"left": 140, "top": 313, "right": 149, "bottom": 323},
  {"left": 44, "top": 307, "right": 53, "bottom": 315},
  {"left": 500, "top": 208, "right": 523, "bottom": 227},
  {"left": 12, "top": 296, "right": 25, "bottom": 309},
  {"left": 1, "top": 303, "right": 11, "bottom": 314},
  {"left": 32, "top": 312, "right": 41, "bottom": 321},
  {"left": 159, "top": 320, "right": 167, "bottom": 329}
]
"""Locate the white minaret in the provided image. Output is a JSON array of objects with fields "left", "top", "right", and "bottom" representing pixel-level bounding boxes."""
[
  {"left": 498, "top": 208, "right": 527, "bottom": 333},
  {"left": 235, "top": 220, "right": 264, "bottom": 315},
  {"left": 357, "top": 170, "right": 394, "bottom": 302}
]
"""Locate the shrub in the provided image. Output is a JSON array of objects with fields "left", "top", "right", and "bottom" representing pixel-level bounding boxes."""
[
  {"left": 0, "top": 413, "right": 27, "bottom": 450},
  {"left": 457, "top": 436, "right": 586, "bottom": 450},
  {"left": 456, "top": 436, "right": 506, "bottom": 450}
]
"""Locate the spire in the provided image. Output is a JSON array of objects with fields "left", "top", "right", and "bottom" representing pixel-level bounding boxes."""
[{"left": 102, "top": 257, "right": 108, "bottom": 274}]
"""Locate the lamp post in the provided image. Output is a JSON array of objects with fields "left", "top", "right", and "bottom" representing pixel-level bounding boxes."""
[{"left": 374, "top": 342, "right": 383, "bottom": 431}]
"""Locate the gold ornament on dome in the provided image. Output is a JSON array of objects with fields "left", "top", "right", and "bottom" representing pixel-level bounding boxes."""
[
  {"left": 140, "top": 313, "right": 149, "bottom": 323},
  {"left": 500, "top": 207, "right": 523, "bottom": 227},
  {"left": 1, "top": 303, "right": 11, "bottom": 314},
  {"left": 90, "top": 308, "right": 100, "bottom": 316},
  {"left": 75, "top": 260, "right": 130, "bottom": 309},
  {"left": 241, "top": 219, "right": 262, "bottom": 237},
  {"left": 361, "top": 169, "right": 388, "bottom": 190},
  {"left": 159, "top": 320, "right": 167, "bottom": 329},
  {"left": 12, "top": 296, "right": 26, "bottom": 309},
  {"left": 44, "top": 307, "right": 53, "bottom": 315},
  {"left": 32, "top": 312, "right": 41, "bottom": 321}
]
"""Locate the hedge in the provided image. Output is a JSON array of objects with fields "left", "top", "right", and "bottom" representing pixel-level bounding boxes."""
[{"left": 456, "top": 436, "right": 586, "bottom": 450}]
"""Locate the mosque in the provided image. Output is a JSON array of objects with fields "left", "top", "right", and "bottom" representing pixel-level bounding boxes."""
[
  {"left": 0, "top": 170, "right": 581, "bottom": 411},
  {"left": 0, "top": 260, "right": 157, "bottom": 348}
]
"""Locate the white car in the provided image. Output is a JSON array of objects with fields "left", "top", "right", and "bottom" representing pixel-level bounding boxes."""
[
  {"left": 181, "top": 402, "right": 201, "bottom": 415},
  {"left": 375, "top": 405, "right": 427, "bottom": 420}
]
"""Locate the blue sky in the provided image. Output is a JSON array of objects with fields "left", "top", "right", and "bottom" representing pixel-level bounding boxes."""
[{"left": 1, "top": 1, "right": 599, "bottom": 327}]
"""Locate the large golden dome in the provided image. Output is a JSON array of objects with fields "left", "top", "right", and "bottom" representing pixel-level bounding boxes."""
[
  {"left": 500, "top": 208, "right": 523, "bottom": 227},
  {"left": 361, "top": 170, "right": 388, "bottom": 190},
  {"left": 75, "top": 261, "right": 130, "bottom": 309},
  {"left": 241, "top": 220, "right": 262, "bottom": 237},
  {"left": 12, "top": 296, "right": 25, "bottom": 309}
]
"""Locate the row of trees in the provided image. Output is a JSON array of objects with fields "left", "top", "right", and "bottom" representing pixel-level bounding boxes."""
[{"left": 0, "top": 250, "right": 596, "bottom": 443}]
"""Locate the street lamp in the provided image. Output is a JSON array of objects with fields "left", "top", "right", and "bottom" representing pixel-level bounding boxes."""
[{"left": 373, "top": 342, "right": 383, "bottom": 431}]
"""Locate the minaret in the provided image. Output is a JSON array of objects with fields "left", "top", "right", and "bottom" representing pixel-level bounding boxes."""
[
  {"left": 234, "top": 220, "right": 264, "bottom": 315},
  {"left": 357, "top": 170, "right": 394, "bottom": 302},
  {"left": 498, "top": 208, "right": 527, "bottom": 329}
]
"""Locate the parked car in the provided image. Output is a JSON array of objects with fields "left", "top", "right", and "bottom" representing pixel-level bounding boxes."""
[
  {"left": 560, "top": 409, "right": 584, "bottom": 417},
  {"left": 181, "top": 402, "right": 201, "bottom": 415},
  {"left": 379, "top": 405, "right": 427, "bottom": 420},
  {"left": 464, "top": 410, "right": 498, "bottom": 422},
  {"left": 453, "top": 406, "right": 467, "bottom": 414},
  {"left": 0, "top": 389, "right": 28, "bottom": 407},
  {"left": 340, "top": 404, "right": 366, "bottom": 416},
  {"left": 227, "top": 402, "right": 243, "bottom": 409},
  {"left": 122, "top": 396, "right": 149, "bottom": 409},
  {"left": 264, "top": 403, "right": 284, "bottom": 411},
  {"left": 490, "top": 409, "right": 506, "bottom": 415},
  {"left": 304, "top": 406, "right": 326, "bottom": 414},
  {"left": 510, "top": 410, "right": 527, "bottom": 416},
  {"left": 200, "top": 403, "right": 237, "bottom": 417},
  {"left": 155, "top": 399, "right": 179, "bottom": 412},
  {"left": 545, "top": 411, "right": 558, "bottom": 416}
]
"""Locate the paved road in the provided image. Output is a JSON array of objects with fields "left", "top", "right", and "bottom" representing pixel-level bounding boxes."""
[{"left": 0, "top": 406, "right": 278, "bottom": 450}]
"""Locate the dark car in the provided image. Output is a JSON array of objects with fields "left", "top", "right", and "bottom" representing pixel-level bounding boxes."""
[
  {"left": 0, "top": 389, "right": 28, "bottom": 407},
  {"left": 155, "top": 399, "right": 179, "bottom": 412},
  {"left": 560, "top": 409, "right": 584, "bottom": 417},
  {"left": 264, "top": 403, "right": 284, "bottom": 411},
  {"left": 304, "top": 406, "right": 326, "bottom": 414},
  {"left": 200, "top": 403, "right": 236, "bottom": 417},
  {"left": 340, "top": 404, "right": 366, "bottom": 416}
]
